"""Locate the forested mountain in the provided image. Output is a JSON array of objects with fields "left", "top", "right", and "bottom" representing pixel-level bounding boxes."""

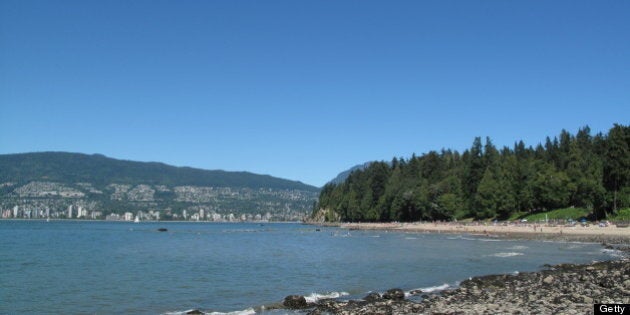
[
  {"left": 0, "top": 152, "right": 317, "bottom": 191},
  {"left": 315, "top": 124, "right": 630, "bottom": 222},
  {"left": 0, "top": 152, "right": 318, "bottom": 221},
  {"left": 328, "top": 162, "right": 375, "bottom": 185}
]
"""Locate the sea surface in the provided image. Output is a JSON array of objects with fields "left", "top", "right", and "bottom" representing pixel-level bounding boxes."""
[{"left": 0, "top": 220, "right": 618, "bottom": 314}]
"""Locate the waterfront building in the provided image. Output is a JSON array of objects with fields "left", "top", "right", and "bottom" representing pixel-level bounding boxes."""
[
  {"left": 124, "top": 212, "right": 133, "bottom": 221},
  {"left": 67, "top": 205, "right": 73, "bottom": 218},
  {"left": 13, "top": 206, "right": 19, "bottom": 218}
]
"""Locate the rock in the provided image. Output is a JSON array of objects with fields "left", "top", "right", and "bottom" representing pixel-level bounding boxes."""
[
  {"left": 409, "top": 289, "right": 423, "bottom": 296},
  {"left": 306, "top": 258, "right": 629, "bottom": 315},
  {"left": 283, "top": 295, "right": 308, "bottom": 309},
  {"left": 487, "top": 303, "right": 499, "bottom": 310},
  {"left": 185, "top": 310, "right": 204, "bottom": 315},
  {"left": 364, "top": 292, "right": 382, "bottom": 302},
  {"left": 382, "top": 288, "right": 405, "bottom": 300},
  {"left": 157, "top": 228, "right": 168, "bottom": 232}
]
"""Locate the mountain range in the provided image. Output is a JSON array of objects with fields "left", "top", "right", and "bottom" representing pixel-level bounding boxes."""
[{"left": 0, "top": 152, "right": 319, "bottom": 221}]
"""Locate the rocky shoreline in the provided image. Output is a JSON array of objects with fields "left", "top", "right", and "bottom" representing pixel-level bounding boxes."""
[{"left": 282, "top": 253, "right": 629, "bottom": 314}]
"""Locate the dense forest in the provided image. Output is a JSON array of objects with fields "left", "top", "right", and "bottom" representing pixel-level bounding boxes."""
[{"left": 315, "top": 124, "right": 630, "bottom": 222}]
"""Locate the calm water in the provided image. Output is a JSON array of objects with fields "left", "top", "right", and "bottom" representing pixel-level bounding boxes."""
[{"left": 0, "top": 220, "right": 617, "bottom": 314}]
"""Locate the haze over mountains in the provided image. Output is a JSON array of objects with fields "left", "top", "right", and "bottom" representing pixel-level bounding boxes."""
[{"left": 0, "top": 152, "right": 318, "bottom": 221}]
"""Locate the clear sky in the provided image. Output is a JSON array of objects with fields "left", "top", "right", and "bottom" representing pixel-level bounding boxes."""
[{"left": 1, "top": 1, "right": 628, "bottom": 187}]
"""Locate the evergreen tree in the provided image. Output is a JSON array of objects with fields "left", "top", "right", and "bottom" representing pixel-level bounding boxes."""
[
  {"left": 315, "top": 124, "right": 628, "bottom": 222},
  {"left": 603, "top": 124, "right": 630, "bottom": 212}
]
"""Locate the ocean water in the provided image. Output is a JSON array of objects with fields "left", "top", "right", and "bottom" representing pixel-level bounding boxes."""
[{"left": 0, "top": 221, "right": 617, "bottom": 314}]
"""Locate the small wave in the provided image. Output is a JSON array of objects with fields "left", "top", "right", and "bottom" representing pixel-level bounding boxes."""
[
  {"left": 507, "top": 245, "right": 528, "bottom": 250},
  {"left": 489, "top": 252, "right": 524, "bottom": 258},
  {"left": 458, "top": 236, "right": 502, "bottom": 242},
  {"left": 304, "top": 291, "right": 349, "bottom": 303},
  {"left": 601, "top": 248, "right": 625, "bottom": 258},
  {"left": 208, "top": 308, "right": 256, "bottom": 315},
  {"left": 164, "top": 308, "right": 256, "bottom": 315},
  {"left": 405, "top": 237, "right": 418, "bottom": 240},
  {"left": 405, "top": 283, "right": 450, "bottom": 296}
]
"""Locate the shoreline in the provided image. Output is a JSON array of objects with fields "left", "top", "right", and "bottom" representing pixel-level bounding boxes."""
[
  {"left": 331, "top": 221, "right": 630, "bottom": 244},
  {"left": 302, "top": 258, "right": 629, "bottom": 315}
]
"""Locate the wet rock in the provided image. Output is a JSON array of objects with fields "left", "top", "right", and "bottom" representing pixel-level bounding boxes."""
[
  {"left": 185, "top": 310, "right": 204, "bottom": 315},
  {"left": 283, "top": 295, "right": 308, "bottom": 309},
  {"left": 408, "top": 289, "right": 423, "bottom": 296},
  {"left": 364, "top": 292, "right": 382, "bottom": 302},
  {"left": 382, "top": 288, "right": 405, "bottom": 300}
]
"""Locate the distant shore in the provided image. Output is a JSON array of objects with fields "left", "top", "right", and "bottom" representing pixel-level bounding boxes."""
[{"left": 329, "top": 221, "right": 630, "bottom": 244}]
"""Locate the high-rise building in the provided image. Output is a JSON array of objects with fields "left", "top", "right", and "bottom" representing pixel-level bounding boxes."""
[{"left": 67, "top": 205, "right": 73, "bottom": 218}]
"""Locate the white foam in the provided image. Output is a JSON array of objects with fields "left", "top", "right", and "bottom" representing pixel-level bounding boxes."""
[
  {"left": 490, "top": 252, "right": 524, "bottom": 258},
  {"left": 405, "top": 283, "right": 450, "bottom": 296},
  {"left": 164, "top": 307, "right": 256, "bottom": 315},
  {"left": 507, "top": 245, "right": 528, "bottom": 250},
  {"left": 208, "top": 308, "right": 256, "bottom": 315},
  {"left": 601, "top": 248, "right": 625, "bottom": 258},
  {"left": 304, "top": 291, "right": 349, "bottom": 303}
]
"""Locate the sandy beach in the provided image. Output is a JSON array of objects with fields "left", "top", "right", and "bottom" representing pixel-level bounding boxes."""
[{"left": 336, "top": 221, "right": 630, "bottom": 244}]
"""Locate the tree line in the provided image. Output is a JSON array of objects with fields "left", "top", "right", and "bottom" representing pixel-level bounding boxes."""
[{"left": 316, "top": 124, "right": 629, "bottom": 222}]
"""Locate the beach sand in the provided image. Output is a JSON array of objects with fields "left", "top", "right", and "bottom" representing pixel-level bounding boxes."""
[{"left": 336, "top": 221, "right": 630, "bottom": 244}]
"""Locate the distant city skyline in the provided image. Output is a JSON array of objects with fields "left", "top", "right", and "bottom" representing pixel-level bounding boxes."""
[{"left": 1, "top": 0, "right": 628, "bottom": 186}]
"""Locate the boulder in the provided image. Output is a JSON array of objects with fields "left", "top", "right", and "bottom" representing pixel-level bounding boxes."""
[
  {"left": 382, "top": 288, "right": 405, "bottom": 300},
  {"left": 364, "top": 292, "right": 382, "bottom": 302},
  {"left": 283, "top": 295, "right": 308, "bottom": 309},
  {"left": 408, "top": 289, "right": 423, "bottom": 296}
]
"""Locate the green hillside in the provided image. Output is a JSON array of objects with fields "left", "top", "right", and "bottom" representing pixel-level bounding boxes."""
[
  {"left": 0, "top": 152, "right": 318, "bottom": 221},
  {"left": 0, "top": 152, "right": 318, "bottom": 191}
]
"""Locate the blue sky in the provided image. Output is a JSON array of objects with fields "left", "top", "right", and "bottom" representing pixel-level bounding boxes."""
[{"left": 1, "top": 1, "right": 628, "bottom": 187}]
